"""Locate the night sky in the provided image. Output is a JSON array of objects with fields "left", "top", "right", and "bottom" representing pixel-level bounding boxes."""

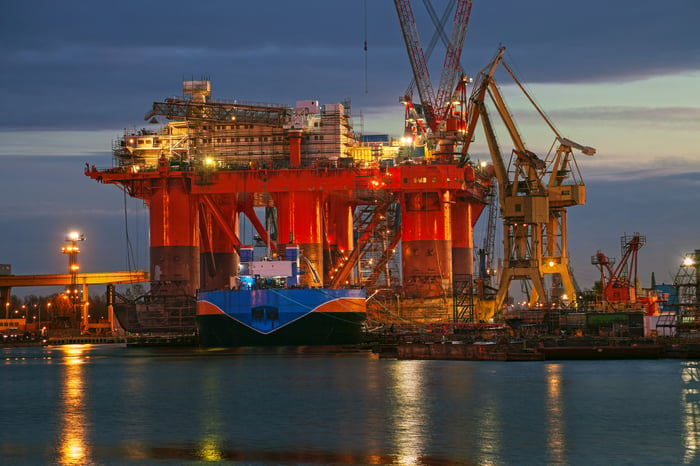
[{"left": 1, "top": 0, "right": 699, "bottom": 296}]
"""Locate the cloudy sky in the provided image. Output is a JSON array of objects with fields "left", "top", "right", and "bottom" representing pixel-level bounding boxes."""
[{"left": 1, "top": 0, "right": 699, "bottom": 297}]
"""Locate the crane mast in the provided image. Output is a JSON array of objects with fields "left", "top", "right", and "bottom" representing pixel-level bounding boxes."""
[
  {"left": 394, "top": 0, "right": 438, "bottom": 130},
  {"left": 463, "top": 47, "right": 595, "bottom": 319},
  {"left": 433, "top": 0, "right": 471, "bottom": 124},
  {"left": 393, "top": 0, "right": 473, "bottom": 144}
]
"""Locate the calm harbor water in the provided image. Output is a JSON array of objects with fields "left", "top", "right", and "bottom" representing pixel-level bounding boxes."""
[{"left": 1, "top": 344, "right": 699, "bottom": 465}]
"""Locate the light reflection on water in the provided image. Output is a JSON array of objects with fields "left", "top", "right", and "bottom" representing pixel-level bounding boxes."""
[
  {"left": 196, "top": 363, "right": 225, "bottom": 462},
  {"left": 57, "top": 345, "right": 91, "bottom": 466},
  {"left": 545, "top": 363, "right": 566, "bottom": 465},
  {"left": 388, "top": 360, "right": 427, "bottom": 464},
  {"left": 682, "top": 361, "right": 700, "bottom": 464},
  {"left": 0, "top": 345, "right": 697, "bottom": 465},
  {"left": 121, "top": 350, "right": 149, "bottom": 461},
  {"left": 474, "top": 386, "right": 501, "bottom": 466}
]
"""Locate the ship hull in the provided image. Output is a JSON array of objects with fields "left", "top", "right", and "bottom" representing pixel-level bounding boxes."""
[
  {"left": 197, "top": 288, "right": 366, "bottom": 347},
  {"left": 113, "top": 296, "right": 197, "bottom": 334}
]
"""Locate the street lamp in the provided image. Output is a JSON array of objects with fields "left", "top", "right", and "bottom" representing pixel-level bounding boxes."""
[{"left": 62, "top": 231, "right": 85, "bottom": 328}]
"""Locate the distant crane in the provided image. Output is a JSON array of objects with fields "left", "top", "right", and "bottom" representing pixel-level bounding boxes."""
[{"left": 592, "top": 233, "right": 646, "bottom": 311}]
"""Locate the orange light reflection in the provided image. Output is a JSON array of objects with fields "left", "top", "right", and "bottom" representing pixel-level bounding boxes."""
[
  {"left": 545, "top": 364, "right": 567, "bottom": 465},
  {"left": 389, "top": 361, "right": 426, "bottom": 464},
  {"left": 57, "top": 345, "right": 91, "bottom": 466}
]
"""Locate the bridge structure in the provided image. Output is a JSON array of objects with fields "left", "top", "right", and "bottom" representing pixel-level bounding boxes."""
[{"left": 0, "top": 271, "right": 149, "bottom": 335}]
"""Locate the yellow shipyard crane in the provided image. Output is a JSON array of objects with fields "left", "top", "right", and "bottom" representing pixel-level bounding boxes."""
[{"left": 459, "top": 47, "right": 595, "bottom": 320}]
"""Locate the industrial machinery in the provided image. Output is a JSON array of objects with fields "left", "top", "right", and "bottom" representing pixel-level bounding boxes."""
[
  {"left": 458, "top": 47, "right": 595, "bottom": 319},
  {"left": 84, "top": 0, "right": 596, "bottom": 334},
  {"left": 394, "top": 0, "right": 472, "bottom": 161},
  {"left": 591, "top": 233, "right": 647, "bottom": 311},
  {"left": 661, "top": 250, "right": 700, "bottom": 337},
  {"left": 393, "top": 0, "right": 496, "bottom": 323},
  {"left": 86, "top": 78, "right": 491, "bottom": 334}
]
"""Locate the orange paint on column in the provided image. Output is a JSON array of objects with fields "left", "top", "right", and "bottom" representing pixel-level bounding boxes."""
[
  {"left": 326, "top": 197, "right": 354, "bottom": 252},
  {"left": 149, "top": 176, "right": 199, "bottom": 296},
  {"left": 451, "top": 195, "right": 474, "bottom": 278},
  {"left": 274, "top": 191, "right": 323, "bottom": 287},
  {"left": 401, "top": 190, "right": 452, "bottom": 298},
  {"left": 200, "top": 195, "right": 239, "bottom": 290},
  {"left": 325, "top": 197, "right": 354, "bottom": 284}
]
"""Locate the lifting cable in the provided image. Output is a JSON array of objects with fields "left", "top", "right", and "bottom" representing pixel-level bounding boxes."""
[
  {"left": 122, "top": 189, "right": 137, "bottom": 274},
  {"left": 364, "top": 0, "right": 368, "bottom": 93}
]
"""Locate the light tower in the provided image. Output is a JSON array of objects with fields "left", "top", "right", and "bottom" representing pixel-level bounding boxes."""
[{"left": 62, "top": 231, "right": 85, "bottom": 327}]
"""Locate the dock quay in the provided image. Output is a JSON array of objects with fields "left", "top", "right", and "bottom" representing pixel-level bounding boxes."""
[
  {"left": 46, "top": 336, "right": 126, "bottom": 346},
  {"left": 368, "top": 332, "right": 700, "bottom": 361},
  {"left": 395, "top": 340, "right": 544, "bottom": 361},
  {"left": 125, "top": 333, "right": 199, "bottom": 347}
]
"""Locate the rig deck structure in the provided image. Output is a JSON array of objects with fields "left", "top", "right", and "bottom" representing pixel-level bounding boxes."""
[{"left": 86, "top": 81, "right": 491, "bottom": 332}]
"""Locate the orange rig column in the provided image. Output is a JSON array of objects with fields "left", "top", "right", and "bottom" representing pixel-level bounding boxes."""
[
  {"left": 274, "top": 191, "right": 323, "bottom": 287},
  {"left": 451, "top": 194, "right": 474, "bottom": 280},
  {"left": 199, "top": 195, "right": 239, "bottom": 290},
  {"left": 149, "top": 164, "right": 200, "bottom": 297},
  {"left": 324, "top": 197, "right": 355, "bottom": 285},
  {"left": 400, "top": 188, "right": 453, "bottom": 322}
]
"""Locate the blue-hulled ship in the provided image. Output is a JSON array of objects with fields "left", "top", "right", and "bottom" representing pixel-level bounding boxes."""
[{"left": 196, "top": 246, "right": 366, "bottom": 347}]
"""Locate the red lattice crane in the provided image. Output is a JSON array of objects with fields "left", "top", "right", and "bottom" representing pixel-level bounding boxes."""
[
  {"left": 592, "top": 233, "right": 646, "bottom": 310},
  {"left": 394, "top": 0, "right": 472, "bottom": 136}
]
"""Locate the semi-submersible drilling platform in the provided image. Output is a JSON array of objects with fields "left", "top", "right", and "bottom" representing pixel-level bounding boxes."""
[
  {"left": 85, "top": 1, "right": 593, "bottom": 338},
  {"left": 85, "top": 79, "right": 491, "bottom": 334}
]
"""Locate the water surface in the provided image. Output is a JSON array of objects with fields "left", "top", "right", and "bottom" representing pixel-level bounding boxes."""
[{"left": 1, "top": 344, "right": 698, "bottom": 465}]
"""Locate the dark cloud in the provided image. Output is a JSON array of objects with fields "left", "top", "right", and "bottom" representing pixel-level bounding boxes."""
[
  {"left": 1, "top": 0, "right": 698, "bottom": 130},
  {"left": 463, "top": 0, "right": 700, "bottom": 83}
]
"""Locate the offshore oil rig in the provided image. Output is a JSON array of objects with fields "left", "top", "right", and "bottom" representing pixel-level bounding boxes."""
[
  {"left": 85, "top": 0, "right": 594, "bottom": 337},
  {"left": 86, "top": 78, "right": 491, "bottom": 333}
]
